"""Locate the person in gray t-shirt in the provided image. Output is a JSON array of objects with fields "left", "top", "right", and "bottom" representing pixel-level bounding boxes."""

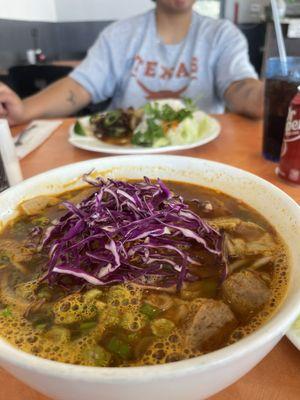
[{"left": 0, "top": 0, "right": 264, "bottom": 125}]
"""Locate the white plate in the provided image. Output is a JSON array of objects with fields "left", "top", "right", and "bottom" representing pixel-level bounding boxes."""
[
  {"left": 68, "top": 113, "right": 221, "bottom": 155},
  {"left": 287, "top": 319, "right": 300, "bottom": 350}
]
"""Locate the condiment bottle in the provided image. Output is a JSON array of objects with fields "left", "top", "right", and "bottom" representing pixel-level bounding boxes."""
[{"left": 277, "top": 86, "right": 300, "bottom": 185}]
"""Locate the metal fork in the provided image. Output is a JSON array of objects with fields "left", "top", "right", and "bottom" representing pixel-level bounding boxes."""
[{"left": 14, "top": 124, "right": 37, "bottom": 146}]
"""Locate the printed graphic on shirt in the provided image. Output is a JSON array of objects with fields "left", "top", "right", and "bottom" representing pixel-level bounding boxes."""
[
  {"left": 135, "top": 79, "right": 189, "bottom": 100},
  {"left": 131, "top": 55, "right": 198, "bottom": 101}
]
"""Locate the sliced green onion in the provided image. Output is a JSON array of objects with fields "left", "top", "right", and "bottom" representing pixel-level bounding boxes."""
[
  {"left": 140, "top": 303, "right": 161, "bottom": 320},
  {"left": 107, "top": 336, "right": 132, "bottom": 360},
  {"left": 32, "top": 216, "right": 50, "bottom": 227},
  {"left": 84, "top": 345, "right": 111, "bottom": 367},
  {"left": 35, "top": 323, "right": 48, "bottom": 330},
  {"left": 0, "top": 254, "right": 9, "bottom": 264},
  {"left": 151, "top": 318, "right": 175, "bottom": 337},
  {"left": 1, "top": 307, "right": 12, "bottom": 317},
  {"left": 37, "top": 287, "right": 52, "bottom": 301},
  {"left": 79, "top": 321, "right": 97, "bottom": 331}
]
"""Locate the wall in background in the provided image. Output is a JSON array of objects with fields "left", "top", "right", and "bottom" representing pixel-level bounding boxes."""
[
  {"left": 0, "top": 0, "right": 153, "bottom": 68},
  {"left": 55, "top": 0, "right": 153, "bottom": 22},
  {"left": 0, "top": 0, "right": 153, "bottom": 22},
  {"left": 224, "top": 0, "right": 268, "bottom": 23},
  {"left": 194, "top": 1, "right": 221, "bottom": 19},
  {"left": 0, "top": 0, "right": 56, "bottom": 21},
  {"left": 0, "top": 20, "right": 112, "bottom": 68}
]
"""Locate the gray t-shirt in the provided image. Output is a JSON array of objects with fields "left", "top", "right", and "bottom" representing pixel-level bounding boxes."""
[{"left": 70, "top": 10, "right": 257, "bottom": 114}]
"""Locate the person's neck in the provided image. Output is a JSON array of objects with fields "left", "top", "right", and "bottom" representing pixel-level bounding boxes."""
[{"left": 155, "top": 6, "right": 193, "bottom": 45}]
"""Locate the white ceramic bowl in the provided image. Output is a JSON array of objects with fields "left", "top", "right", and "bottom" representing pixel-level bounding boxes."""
[{"left": 0, "top": 155, "right": 299, "bottom": 400}]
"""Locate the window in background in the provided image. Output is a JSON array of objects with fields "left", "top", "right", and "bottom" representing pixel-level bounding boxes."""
[{"left": 193, "top": 0, "right": 221, "bottom": 19}]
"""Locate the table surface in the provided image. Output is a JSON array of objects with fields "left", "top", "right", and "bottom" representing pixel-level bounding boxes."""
[
  {"left": 51, "top": 60, "right": 80, "bottom": 68},
  {"left": 1, "top": 114, "right": 300, "bottom": 400}
]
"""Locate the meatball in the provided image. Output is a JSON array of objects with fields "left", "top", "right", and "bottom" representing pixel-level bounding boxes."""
[
  {"left": 222, "top": 270, "right": 271, "bottom": 321},
  {"left": 185, "top": 299, "right": 237, "bottom": 351}
]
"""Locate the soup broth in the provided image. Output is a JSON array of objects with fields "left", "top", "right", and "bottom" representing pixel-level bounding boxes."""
[{"left": 0, "top": 179, "right": 289, "bottom": 367}]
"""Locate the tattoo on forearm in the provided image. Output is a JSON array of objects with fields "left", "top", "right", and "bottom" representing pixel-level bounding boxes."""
[
  {"left": 67, "top": 90, "right": 77, "bottom": 107},
  {"left": 226, "top": 79, "right": 263, "bottom": 117},
  {"left": 229, "top": 81, "right": 262, "bottom": 107},
  {"left": 232, "top": 81, "right": 247, "bottom": 91},
  {"left": 233, "top": 81, "right": 255, "bottom": 99}
]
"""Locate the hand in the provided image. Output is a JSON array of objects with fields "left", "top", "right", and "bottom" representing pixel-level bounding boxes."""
[{"left": 0, "top": 83, "right": 26, "bottom": 126}]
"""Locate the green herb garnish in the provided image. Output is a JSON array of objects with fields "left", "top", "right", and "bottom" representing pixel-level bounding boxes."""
[
  {"left": 79, "top": 321, "right": 98, "bottom": 331},
  {"left": 35, "top": 323, "right": 48, "bottom": 331},
  {"left": 0, "top": 253, "right": 9, "bottom": 264},
  {"left": 132, "top": 100, "right": 194, "bottom": 147},
  {"left": 132, "top": 119, "right": 165, "bottom": 147},
  {"left": 1, "top": 307, "right": 12, "bottom": 317},
  {"left": 144, "top": 102, "right": 193, "bottom": 123},
  {"left": 140, "top": 303, "right": 161, "bottom": 320},
  {"left": 107, "top": 336, "right": 132, "bottom": 360},
  {"left": 32, "top": 216, "right": 50, "bottom": 227},
  {"left": 104, "top": 110, "right": 122, "bottom": 127},
  {"left": 182, "top": 97, "right": 197, "bottom": 112}
]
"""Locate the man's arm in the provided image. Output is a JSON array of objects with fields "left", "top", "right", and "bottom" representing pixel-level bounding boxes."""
[
  {"left": 224, "top": 78, "right": 264, "bottom": 119},
  {"left": 0, "top": 77, "right": 91, "bottom": 126}
]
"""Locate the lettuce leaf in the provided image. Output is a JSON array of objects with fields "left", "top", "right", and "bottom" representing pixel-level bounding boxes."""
[{"left": 167, "top": 114, "right": 209, "bottom": 146}]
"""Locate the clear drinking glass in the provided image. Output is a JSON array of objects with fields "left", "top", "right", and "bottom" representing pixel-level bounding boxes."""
[{"left": 263, "top": 57, "right": 300, "bottom": 162}]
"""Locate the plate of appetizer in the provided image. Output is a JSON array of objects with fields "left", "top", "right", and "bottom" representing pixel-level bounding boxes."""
[{"left": 69, "top": 99, "right": 221, "bottom": 154}]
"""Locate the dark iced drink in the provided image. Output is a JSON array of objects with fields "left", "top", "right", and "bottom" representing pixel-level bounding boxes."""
[{"left": 263, "top": 77, "right": 300, "bottom": 162}]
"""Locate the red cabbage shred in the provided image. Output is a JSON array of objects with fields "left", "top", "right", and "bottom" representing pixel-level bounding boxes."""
[{"left": 41, "top": 177, "right": 227, "bottom": 291}]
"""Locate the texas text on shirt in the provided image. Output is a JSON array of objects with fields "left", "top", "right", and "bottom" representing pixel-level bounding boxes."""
[{"left": 70, "top": 10, "right": 257, "bottom": 114}]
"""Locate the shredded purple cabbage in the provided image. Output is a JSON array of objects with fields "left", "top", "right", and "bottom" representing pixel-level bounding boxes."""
[{"left": 42, "top": 177, "right": 227, "bottom": 291}]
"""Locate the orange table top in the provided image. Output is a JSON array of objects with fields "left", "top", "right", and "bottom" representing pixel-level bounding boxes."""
[{"left": 1, "top": 113, "right": 300, "bottom": 400}]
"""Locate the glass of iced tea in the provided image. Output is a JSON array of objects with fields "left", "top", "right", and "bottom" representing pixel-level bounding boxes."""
[{"left": 263, "top": 57, "right": 300, "bottom": 162}]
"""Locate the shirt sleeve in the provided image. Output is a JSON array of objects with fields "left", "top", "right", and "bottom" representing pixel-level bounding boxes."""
[
  {"left": 69, "top": 30, "right": 117, "bottom": 104},
  {"left": 214, "top": 21, "right": 258, "bottom": 99}
]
